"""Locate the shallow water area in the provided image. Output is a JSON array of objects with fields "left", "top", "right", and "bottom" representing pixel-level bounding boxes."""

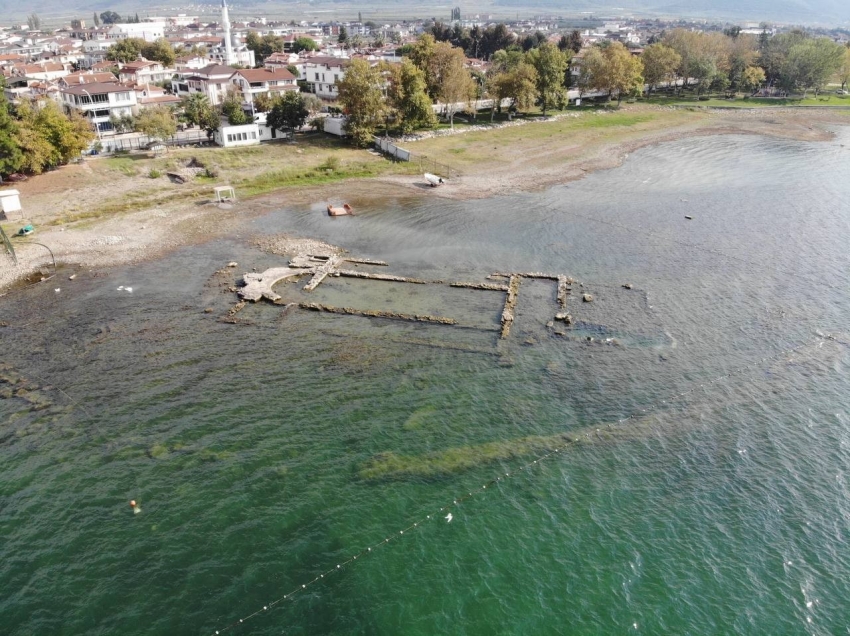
[{"left": 2, "top": 133, "right": 850, "bottom": 635}]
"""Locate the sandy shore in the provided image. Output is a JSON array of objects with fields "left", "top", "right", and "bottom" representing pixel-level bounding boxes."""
[{"left": 1, "top": 105, "right": 847, "bottom": 294}]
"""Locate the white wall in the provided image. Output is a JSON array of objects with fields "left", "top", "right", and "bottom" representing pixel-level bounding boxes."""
[{"left": 215, "top": 123, "right": 260, "bottom": 147}]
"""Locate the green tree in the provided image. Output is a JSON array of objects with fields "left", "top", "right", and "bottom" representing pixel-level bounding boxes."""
[
  {"left": 487, "top": 61, "right": 537, "bottom": 120},
  {"left": 526, "top": 42, "right": 568, "bottom": 115},
  {"left": 220, "top": 90, "right": 248, "bottom": 125},
  {"left": 385, "top": 58, "right": 437, "bottom": 134},
  {"left": 252, "top": 92, "right": 274, "bottom": 113},
  {"left": 786, "top": 38, "right": 846, "bottom": 96},
  {"left": 641, "top": 43, "right": 681, "bottom": 94},
  {"left": 338, "top": 26, "right": 348, "bottom": 46},
  {"left": 26, "top": 14, "right": 40, "bottom": 30},
  {"left": 100, "top": 11, "right": 122, "bottom": 25},
  {"left": 106, "top": 38, "right": 146, "bottom": 63},
  {"left": 267, "top": 91, "right": 310, "bottom": 131},
  {"left": 181, "top": 93, "right": 216, "bottom": 127},
  {"left": 740, "top": 66, "right": 766, "bottom": 94},
  {"left": 93, "top": 12, "right": 101, "bottom": 27},
  {"left": 337, "top": 58, "right": 386, "bottom": 146},
  {"left": 586, "top": 41, "right": 644, "bottom": 104},
  {"left": 292, "top": 37, "right": 318, "bottom": 53},
  {"left": 409, "top": 34, "right": 438, "bottom": 97},
  {"left": 142, "top": 39, "right": 176, "bottom": 67},
  {"left": 245, "top": 32, "right": 285, "bottom": 64},
  {"left": 430, "top": 42, "right": 476, "bottom": 128},
  {"left": 13, "top": 99, "right": 93, "bottom": 174},
  {"left": 134, "top": 106, "right": 177, "bottom": 141},
  {"left": 839, "top": 47, "right": 850, "bottom": 91},
  {"left": 0, "top": 90, "right": 23, "bottom": 176},
  {"left": 567, "top": 30, "right": 583, "bottom": 54}
]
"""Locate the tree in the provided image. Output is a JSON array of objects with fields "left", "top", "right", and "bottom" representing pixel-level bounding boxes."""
[
  {"left": 108, "top": 112, "right": 135, "bottom": 133},
  {"left": 641, "top": 43, "right": 681, "bottom": 94},
  {"left": 142, "top": 39, "right": 176, "bottom": 67},
  {"left": 740, "top": 66, "right": 766, "bottom": 94},
  {"left": 337, "top": 58, "right": 386, "bottom": 146},
  {"left": 220, "top": 89, "right": 248, "bottom": 125},
  {"left": 106, "top": 38, "right": 146, "bottom": 63},
  {"left": 134, "top": 106, "right": 177, "bottom": 141},
  {"left": 839, "top": 47, "right": 850, "bottom": 91},
  {"left": 26, "top": 14, "right": 40, "bottom": 30},
  {"left": 786, "top": 38, "right": 846, "bottom": 96},
  {"left": 13, "top": 99, "right": 94, "bottom": 174},
  {"left": 488, "top": 62, "right": 537, "bottom": 120},
  {"left": 338, "top": 26, "right": 348, "bottom": 46},
  {"left": 246, "top": 32, "right": 285, "bottom": 64},
  {"left": 100, "top": 11, "right": 122, "bottom": 25},
  {"left": 567, "top": 30, "right": 583, "bottom": 54},
  {"left": 0, "top": 91, "right": 22, "bottom": 176},
  {"left": 349, "top": 34, "right": 365, "bottom": 51},
  {"left": 585, "top": 42, "right": 644, "bottom": 105},
  {"left": 93, "top": 12, "right": 101, "bottom": 27},
  {"left": 526, "top": 42, "right": 568, "bottom": 115},
  {"left": 292, "top": 37, "right": 318, "bottom": 53},
  {"left": 181, "top": 93, "right": 216, "bottom": 127},
  {"left": 252, "top": 92, "right": 274, "bottom": 113},
  {"left": 267, "top": 91, "right": 310, "bottom": 132},
  {"left": 427, "top": 42, "right": 476, "bottom": 128},
  {"left": 385, "top": 58, "right": 437, "bottom": 134},
  {"left": 409, "top": 34, "right": 439, "bottom": 97}
]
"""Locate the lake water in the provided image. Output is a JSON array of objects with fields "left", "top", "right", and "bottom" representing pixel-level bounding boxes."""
[{"left": 2, "top": 131, "right": 850, "bottom": 635}]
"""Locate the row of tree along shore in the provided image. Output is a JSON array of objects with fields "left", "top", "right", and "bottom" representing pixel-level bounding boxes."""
[{"left": 1, "top": 25, "right": 848, "bottom": 177}]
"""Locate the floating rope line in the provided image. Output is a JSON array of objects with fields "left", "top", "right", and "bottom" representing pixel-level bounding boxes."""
[{"left": 209, "top": 332, "right": 842, "bottom": 635}]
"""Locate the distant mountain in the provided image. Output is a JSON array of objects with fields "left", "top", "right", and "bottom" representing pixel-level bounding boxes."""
[{"left": 494, "top": 0, "right": 850, "bottom": 24}]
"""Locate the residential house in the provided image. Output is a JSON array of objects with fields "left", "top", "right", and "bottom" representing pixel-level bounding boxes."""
[
  {"left": 171, "top": 63, "right": 237, "bottom": 106},
  {"left": 107, "top": 22, "right": 167, "bottom": 43},
  {"left": 61, "top": 82, "right": 137, "bottom": 133},
  {"left": 263, "top": 51, "right": 299, "bottom": 71},
  {"left": 118, "top": 60, "right": 174, "bottom": 85},
  {"left": 58, "top": 71, "right": 118, "bottom": 88},
  {"left": 302, "top": 56, "right": 349, "bottom": 99},
  {"left": 231, "top": 67, "right": 298, "bottom": 107}
]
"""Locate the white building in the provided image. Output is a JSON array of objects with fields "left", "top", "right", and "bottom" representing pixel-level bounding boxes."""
[
  {"left": 302, "top": 56, "right": 349, "bottom": 100},
  {"left": 231, "top": 67, "right": 298, "bottom": 106},
  {"left": 171, "top": 63, "right": 237, "bottom": 106},
  {"left": 118, "top": 60, "right": 174, "bottom": 85},
  {"left": 61, "top": 82, "right": 137, "bottom": 134},
  {"left": 214, "top": 122, "right": 260, "bottom": 147},
  {"left": 107, "top": 22, "right": 167, "bottom": 42}
]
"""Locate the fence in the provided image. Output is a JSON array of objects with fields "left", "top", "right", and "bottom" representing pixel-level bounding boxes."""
[
  {"left": 96, "top": 130, "right": 212, "bottom": 155},
  {"left": 374, "top": 138, "right": 456, "bottom": 179}
]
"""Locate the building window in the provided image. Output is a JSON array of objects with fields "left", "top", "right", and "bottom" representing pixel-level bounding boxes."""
[{"left": 227, "top": 134, "right": 233, "bottom": 142}]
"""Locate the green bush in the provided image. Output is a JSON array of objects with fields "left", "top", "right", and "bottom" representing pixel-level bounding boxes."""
[
  {"left": 319, "top": 156, "right": 341, "bottom": 171},
  {"left": 149, "top": 168, "right": 162, "bottom": 178}
]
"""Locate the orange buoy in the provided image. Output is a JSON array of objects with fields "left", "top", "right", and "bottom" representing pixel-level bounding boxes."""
[{"left": 129, "top": 500, "right": 136, "bottom": 508}]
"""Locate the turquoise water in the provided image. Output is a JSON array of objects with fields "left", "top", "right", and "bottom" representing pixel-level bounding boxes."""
[{"left": 2, "top": 132, "right": 850, "bottom": 635}]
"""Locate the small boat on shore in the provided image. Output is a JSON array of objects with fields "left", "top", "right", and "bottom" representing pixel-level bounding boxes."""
[
  {"left": 424, "top": 173, "right": 445, "bottom": 187},
  {"left": 327, "top": 203, "right": 354, "bottom": 216}
]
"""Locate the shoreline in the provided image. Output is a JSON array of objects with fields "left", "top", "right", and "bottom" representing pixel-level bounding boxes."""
[{"left": 1, "top": 105, "right": 847, "bottom": 294}]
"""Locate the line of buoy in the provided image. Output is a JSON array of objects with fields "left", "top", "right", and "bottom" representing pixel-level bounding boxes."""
[{"left": 208, "top": 333, "right": 840, "bottom": 635}]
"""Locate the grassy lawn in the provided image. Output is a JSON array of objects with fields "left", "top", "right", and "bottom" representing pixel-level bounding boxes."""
[
  {"left": 409, "top": 107, "right": 703, "bottom": 171},
  {"left": 641, "top": 93, "right": 850, "bottom": 108},
  {"left": 57, "top": 134, "right": 416, "bottom": 225}
]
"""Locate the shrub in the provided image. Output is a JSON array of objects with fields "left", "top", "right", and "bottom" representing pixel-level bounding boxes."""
[
  {"left": 204, "top": 167, "right": 219, "bottom": 178},
  {"left": 149, "top": 168, "right": 162, "bottom": 178},
  {"left": 319, "top": 156, "right": 341, "bottom": 171}
]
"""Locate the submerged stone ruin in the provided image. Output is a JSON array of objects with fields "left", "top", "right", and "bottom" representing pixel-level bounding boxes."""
[{"left": 232, "top": 253, "right": 593, "bottom": 342}]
